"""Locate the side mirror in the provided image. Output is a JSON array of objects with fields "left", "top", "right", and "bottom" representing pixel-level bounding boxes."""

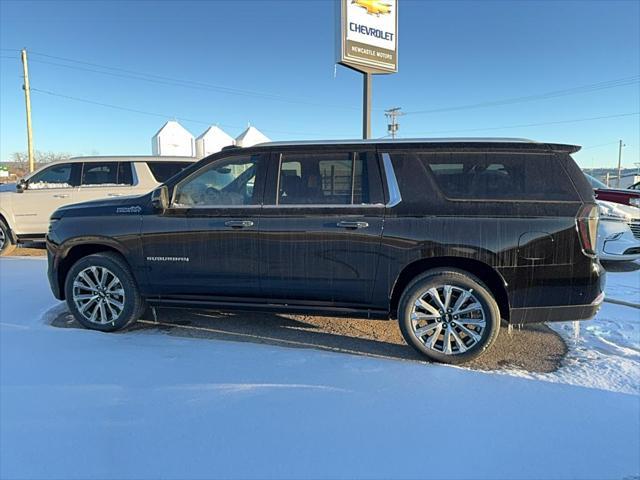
[
  {"left": 16, "top": 179, "right": 27, "bottom": 193},
  {"left": 151, "top": 185, "right": 169, "bottom": 212}
]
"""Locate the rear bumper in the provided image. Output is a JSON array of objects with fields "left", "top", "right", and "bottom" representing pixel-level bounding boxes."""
[{"left": 510, "top": 291, "right": 605, "bottom": 324}]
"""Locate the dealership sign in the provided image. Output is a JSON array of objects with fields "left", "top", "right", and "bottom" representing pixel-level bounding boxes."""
[{"left": 338, "top": 0, "right": 398, "bottom": 73}]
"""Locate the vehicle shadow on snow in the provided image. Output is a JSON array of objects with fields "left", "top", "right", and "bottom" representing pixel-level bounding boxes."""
[{"left": 50, "top": 306, "right": 567, "bottom": 374}]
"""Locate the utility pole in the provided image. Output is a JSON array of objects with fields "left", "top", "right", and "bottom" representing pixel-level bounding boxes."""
[
  {"left": 362, "top": 73, "right": 372, "bottom": 139},
  {"left": 616, "top": 139, "right": 625, "bottom": 188},
  {"left": 21, "top": 48, "right": 35, "bottom": 173},
  {"left": 385, "top": 107, "right": 403, "bottom": 139}
]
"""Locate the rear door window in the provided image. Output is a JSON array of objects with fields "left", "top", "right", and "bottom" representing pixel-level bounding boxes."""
[
  {"left": 147, "top": 162, "right": 191, "bottom": 183},
  {"left": 81, "top": 162, "right": 134, "bottom": 186},
  {"left": 274, "top": 152, "right": 382, "bottom": 205},
  {"left": 117, "top": 162, "right": 134, "bottom": 185},
  {"left": 81, "top": 162, "right": 118, "bottom": 186},
  {"left": 420, "top": 153, "right": 579, "bottom": 201}
]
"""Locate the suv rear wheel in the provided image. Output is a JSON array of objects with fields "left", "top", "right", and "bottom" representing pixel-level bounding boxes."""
[
  {"left": 64, "top": 252, "right": 145, "bottom": 332},
  {"left": 0, "top": 220, "right": 16, "bottom": 256},
  {"left": 398, "top": 269, "right": 500, "bottom": 364}
]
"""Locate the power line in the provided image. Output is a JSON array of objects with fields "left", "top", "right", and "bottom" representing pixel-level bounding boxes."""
[
  {"left": 580, "top": 141, "right": 623, "bottom": 150},
  {"left": 403, "top": 112, "right": 640, "bottom": 136},
  {"left": 28, "top": 87, "right": 349, "bottom": 137},
  {"left": 4, "top": 51, "right": 638, "bottom": 119},
  {"left": 16, "top": 51, "right": 369, "bottom": 112},
  {"left": 403, "top": 75, "right": 640, "bottom": 116}
]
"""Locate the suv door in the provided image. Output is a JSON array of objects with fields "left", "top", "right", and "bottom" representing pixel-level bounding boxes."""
[
  {"left": 259, "top": 149, "right": 385, "bottom": 306},
  {"left": 74, "top": 161, "right": 135, "bottom": 203},
  {"left": 12, "top": 162, "right": 81, "bottom": 235},
  {"left": 140, "top": 153, "right": 267, "bottom": 297}
]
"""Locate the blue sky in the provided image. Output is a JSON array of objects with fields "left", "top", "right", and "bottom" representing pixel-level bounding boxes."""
[{"left": 1, "top": 0, "right": 638, "bottom": 168}]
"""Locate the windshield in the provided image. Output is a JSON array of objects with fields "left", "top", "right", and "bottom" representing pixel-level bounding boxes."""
[{"left": 584, "top": 173, "right": 608, "bottom": 189}]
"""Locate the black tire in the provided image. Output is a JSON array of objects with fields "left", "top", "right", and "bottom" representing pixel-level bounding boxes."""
[
  {"left": 0, "top": 220, "right": 16, "bottom": 256},
  {"left": 398, "top": 268, "right": 501, "bottom": 364},
  {"left": 64, "top": 252, "right": 145, "bottom": 332}
]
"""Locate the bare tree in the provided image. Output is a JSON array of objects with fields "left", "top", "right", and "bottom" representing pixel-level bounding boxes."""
[
  {"left": 35, "top": 151, "right": 72, "bottom": 164},
  {"left": 6, "top": 151, "right": 73, "bottom": 177}
]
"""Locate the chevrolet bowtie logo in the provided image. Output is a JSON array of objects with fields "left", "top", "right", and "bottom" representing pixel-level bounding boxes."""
[{"left": 352, "top": 0, "right": 392, "bottom": 16}]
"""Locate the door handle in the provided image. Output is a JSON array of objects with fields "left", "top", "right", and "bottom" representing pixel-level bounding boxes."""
[
  {"left": 52, "top": 194, "right": 69, "bottom": 198},
  {"left": 107, "top": 193, "right": 124, "bottom": 197},
  {"left": 224, "top": 220, "right": 254, "bottom": 228},
  {"left": 337, "top": 220, "right": 369, "bottom": 229}
]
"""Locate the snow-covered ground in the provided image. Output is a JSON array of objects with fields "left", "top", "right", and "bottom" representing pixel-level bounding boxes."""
[
  {"left": 504, "top": 266, "right": 640, "bottom": 395},
  {"left": 1, "top": 257, "right": 639, "bottom": 479}
]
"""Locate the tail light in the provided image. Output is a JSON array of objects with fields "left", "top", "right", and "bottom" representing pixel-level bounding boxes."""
[{"left": 576, "top": 204, "right": 599, "bottom": 257}]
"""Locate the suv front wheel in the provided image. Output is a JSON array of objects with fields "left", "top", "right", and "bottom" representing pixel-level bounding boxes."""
[
  {"left": 398, "top": 269, "right": 501, "bottom": 364},
  {"left": 65, "top": 252, "right": 145, "bottom": 332}
]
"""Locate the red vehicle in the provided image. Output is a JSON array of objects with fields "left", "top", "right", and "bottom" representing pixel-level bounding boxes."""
[{"left": 585, "top": 174, "right": 640, "bottom": 208}]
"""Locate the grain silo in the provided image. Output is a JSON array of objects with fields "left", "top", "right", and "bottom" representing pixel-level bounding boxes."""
[
  {"left": 195, "top": 126, "right": 235, "bottom": 158},
  {"left": 235, "top": 126, "right": 270, "bottom": 148},
  {"left": 151, "top": 121, "right": 195, "bottom": 157}
]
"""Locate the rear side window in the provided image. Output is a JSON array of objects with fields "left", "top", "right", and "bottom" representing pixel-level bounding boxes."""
[
  {"left": 421, "top": 153, "right": 579, "bottom": 201},
  {"left": 147, "top": 162, "right": 191, "bottom": 183}
]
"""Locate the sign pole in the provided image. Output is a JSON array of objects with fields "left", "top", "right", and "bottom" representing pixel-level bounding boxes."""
[
  {"left": 362, "top": 72, "right": 372, "bottom": 139},
  {"left": 337, "top": 0, "right": 397, "bottom": 140}
]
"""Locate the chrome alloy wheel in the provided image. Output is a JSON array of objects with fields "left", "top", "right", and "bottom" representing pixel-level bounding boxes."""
[
  {"left": 0, "top": 227, "right": 6, "bottom": 250},
  {"left": 410, "top": 285, "right": 486, "bottom": 355},
  {"left": 72, "top": 266, "right": 126, "bottom": 325}
]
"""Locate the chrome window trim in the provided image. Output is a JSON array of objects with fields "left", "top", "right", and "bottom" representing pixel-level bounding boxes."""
[
  {"left": 168, "top": 204, "right": 385, "bottom": 210},
  {"left": 169, "top": 204, "right": 262, "bottom": 210},
  {"left": 262, "top": 203, "right": 384, "bottom": 209},
  {"left": 381, "top": 152, "right": 402, "bottom": 208}
]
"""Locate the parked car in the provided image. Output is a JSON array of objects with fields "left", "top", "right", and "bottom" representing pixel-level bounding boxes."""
[
  {"left": 0, "top": 156, "right": 195, "bottom": 255},
  {"left": 596, "top": 200, "right": 640, "bottom": 261},
  {"left": 46, "top": 138, "right": 605, "bottom": 364},
  {"left": 584, "top": 173, "right": 640, "bottom": 208}
]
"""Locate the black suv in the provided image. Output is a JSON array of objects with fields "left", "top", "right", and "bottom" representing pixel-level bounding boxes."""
[{"left": 47, "top": 139, "right": 604, "bottom": 363}]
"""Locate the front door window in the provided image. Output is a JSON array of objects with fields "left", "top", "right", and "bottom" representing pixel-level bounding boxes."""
[
  {"left": 28, "top": 163, "right": 79, "bottom": 189},
  {"left": 173, "top": 155, "right": 260, "bottom": 207}
]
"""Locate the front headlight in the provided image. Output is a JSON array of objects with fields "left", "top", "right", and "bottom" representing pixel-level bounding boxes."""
[
  {"left": 629, "top": 198, "right": 640, "bottom": 208},
  {"left": 598, "top": 203, "right": 630, "bottom": 222}
]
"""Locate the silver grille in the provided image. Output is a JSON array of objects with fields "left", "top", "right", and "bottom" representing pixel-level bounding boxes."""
[{"left": 629, "top": 220, "right": 640, "bottom": 240}]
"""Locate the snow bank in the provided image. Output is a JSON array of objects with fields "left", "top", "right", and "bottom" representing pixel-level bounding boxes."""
[{"left": 1, "top": 258, "right": 639, "bottom": 479}]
